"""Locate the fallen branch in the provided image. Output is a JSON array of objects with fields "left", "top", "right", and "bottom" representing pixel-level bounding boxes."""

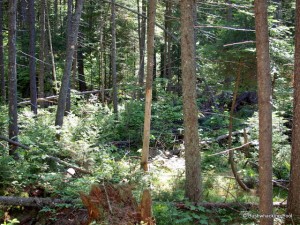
[
  {"left": 0, "top": 196, "right": 76, "bottom": 207},
  {"left": 0, "top": 136, "right": 91, "bottom": 174},
  {"left": 18, "top": 89, "right": 112, "bottom": 105},
  {"left": 0, "top": 135, "right": 30, "bottom": 150},
  {"left": 175, "top": 201, "right": 286, "bottom": 211},
  {"left": 46, "top": 155, "right": 92, "bottom": 175},
  {"left": 208, "top": 142, "right": 252, "bottom": 156}
]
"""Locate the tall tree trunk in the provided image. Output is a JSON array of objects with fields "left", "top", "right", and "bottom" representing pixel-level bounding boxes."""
[
  {"left": 228, "top": 63, "right": 250, "bottom": 192},
  {"left": 46, "top": 0, "right": 58, "bottom": 94},
  {"left": 28, "top": 0, "right": 37, "bottom": 114},
  {"left": 111, "top": 0, "right": 118, "bottom": 117},
  {"left": 8, "top": 0, "right": 19, "bottom": 157},
  {"left": 140, "top": 1, "right": 156, "bottom": 223},
  {"left": 180, "top": 0, "right": 202, "bottom": 202},
  {"left": 55, "top": 0, "right": 84, "bottom": 127},
  {"left": 65, "top": 0, "right": 73, "bottom": 114},
  {"left": 38, "top": 0, "right": 46, "bottom": 106},
  {"left": 286, "top": 0, "right": 300, "bottom": 224},
  {"left": 78, "top": 45, "right": 87, "bottom": 92},
  {"left": 0, "top": 0, "right": 5, "bottom": 103},
  {"left": 141, "top": 0, "right": 156, "bottom": 173},
  {"left": 137, "top": 0, "right": 146, "bottom": 99},
  {"left": 254, "top": 0, "right": 273, "bottom": 224}
]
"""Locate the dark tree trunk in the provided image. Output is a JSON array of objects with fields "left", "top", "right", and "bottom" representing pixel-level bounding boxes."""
[
  {"left": 180, "top": 0, "right": 202, "bottom": 202},
  {"left": 286, "top": 0, "right": 300, "bottom": 224},
  {"left": 65, "top": 0, "right": 73, "bottom": 114},
  {"left": 78, "top": 45, "right": 87, "bottom": 92},
  {"left": 111, "top": 0, "right": 118, "bottom": 117},
  {"left": 38, "top": 0, "right": 46, "bottom": 105},
  {"left": 8, "top": 0, "right": 19, "bottom": 157},
  {"left": 254, "top": 0, "right": 273, "bottom": 224},
  {"left": 55, "top": 0, "right": 84, "bottom": 127},
  {"left": 28, "top": 0, "right": 37, "bottom": 114},
  {"left": 0, "top": 0, "right": 5, "bottom": 103}
]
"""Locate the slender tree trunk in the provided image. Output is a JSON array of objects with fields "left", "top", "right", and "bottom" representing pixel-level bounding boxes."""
[
  {"left": 46, "top": 0, "right": 58, "bottom": 94},
  {"left": 286, "top": 0, "right": 300, "bottom": 224},
  {"left": 180, "top": 0, "right": 202, "bottom": 202},
  {"left": 141, "top": 0, "right": 156, "bottom": 173},
  {"left": 28, "top": 0, "right": 37, "bottom": 114},
  {"left": 65, "top": 0, "right": 73, "bottom": 114},
  {"left": 137, "top": 0, "right": 146, "bottom": 99},
  {"left": 78, "top": 45, "right": 87, "bottom": 92},
  {"left": 8, "top": 0, "right": 19, "bottom": 157},
  {"left": 254, "top": 0, "right": 273, "bottom": 224},
  {"left": 55, "top": 0, "right": 84, "bottom": 127},
  {"left": 38, "top": 0, "right": 46, "bottom": 106},
  {"left": 0, "top": 0, "right": 5, "bottom": 103},
  {"left": 140, "top": 1, "right": 156, "bottom": 223},
  {"left": 111, "top": 0, "right": 118, "bottom": 117},
  {"left": 228, "top": 64, "right": 250, "bottom": 192}
]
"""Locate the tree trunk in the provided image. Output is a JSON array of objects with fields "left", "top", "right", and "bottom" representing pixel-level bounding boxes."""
[
  {"left": 28, "top": 0, "right": 37, "bottom": 114},
  {"left": 228, "top": 63, "right": 250, "bottom": 192},
  {"left": 55, "top": 0, "right": 84, "bottom": 127},
  {"left": 46, "top": 0, "right": 58, "bottom": 95},
  {"left": 65, "top": 0, "right": 73, "bottom": 114},
  {"left": 254, "top": 0, "right": 273, "bottom": 224},
  {"left": 180, "top": 0, "right": 202, "bottom": 202},
  {"left": 38, "top": 0, "right": 46, "bottom": 107},
  {"left": 141, "top": 0, "right": 156, "bottom": 172},
  {"left": 286, "top": 0, "right": 300, "bottom": 224},
  {"left": 8, "top": 0, "right": 19, "bottom": 157},
  {"left": 137, "top": 0, "right": 146, "bottom": 99},
  {"left": 111, "top": 0, "right": 118, "bottom": 117},
  {"left": 78, "top": 45, "right": 87, "bottom": 92},
  {"left": 0, "top": 0, "right": 4, "bottom": 103}
]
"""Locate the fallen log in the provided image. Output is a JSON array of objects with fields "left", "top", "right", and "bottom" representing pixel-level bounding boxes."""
[
  {"left": 0, "top": 135, "right": 30, "bottom": 150},
  {"left": 18, "top": 89, "right": 112, "bottom": 105},
  {"left": 0, "top": 196, "right": 76, "bottom": 207},
  {"left": 0, "top": 136, "right": 91, "bottom": 174},
  {"left": 175, "top": 201, "right": 286, "bottom": 211}
]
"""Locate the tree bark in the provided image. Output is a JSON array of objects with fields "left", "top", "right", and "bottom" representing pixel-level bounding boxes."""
[
  {"left": 111, "top": 0, "right": 118, "bottom": 117},
  {"left": 8, "top": 0, "right": 19, "bottom": 157},
  {"left": 0, "top": 196, "right": 75, "bottom": 207},
  {"left": 38, "top": 0, "right": 46, "bottom": 107},
  {"left": 286, "top": 0, "right": 300, "bottom": 224},
  {"left": 0, "top": 0, "right": 5, "bottom": 103},
  {"left": 28, "top": 0, "right": 37, "bottom": 114},
  {"left": 78, "top": 45, "right": 87, "bottom": 92},
  {"left": 180, "top": 0, "right": 202, "bottom": 202},
  {"left": 55, "top": 0, "right": 84, "bottom": 127},
  {"left": 228, "top": 63, "right": 250, "bottom": 192},
  {"left": 137, "top": 0, "right": 146, "bottom": 99},
  {"left": 141, "top": 0, "right": 156, "bottom": 173},
  {"left": 254, "top": 0, "right": 273, "bottom": 224}
]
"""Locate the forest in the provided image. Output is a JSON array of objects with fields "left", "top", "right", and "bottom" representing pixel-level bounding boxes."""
[{"left": 0, "top": 0, "right": 299, "bottom": 224}]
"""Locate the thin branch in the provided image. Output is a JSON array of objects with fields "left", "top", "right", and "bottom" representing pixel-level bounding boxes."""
[
  {"left": 208, "top": 142, "right": 252, "bottom": 156},
  {"left": 195, "top": 25, "right": 255, "bottom": 32},
  {"left": 17, "top": 50, "right": 52, "bottom": 66},
  {"left": 100, "top": 0, "right": 179, "bottom": 42},
  {"left": 223, "top": 41, "right": 256, "bottom": 47}
]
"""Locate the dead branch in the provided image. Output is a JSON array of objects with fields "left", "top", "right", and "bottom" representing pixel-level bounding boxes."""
[
  {"left": 208, "top": 142, "right": 252, "bottom": 156},
  {"left": 46, "top": 155, "right": 92, "bottom": 175},
  {"left": 0, "top": 196, "right": 75, "bottom": 207},
  {"left": 175, "top": 201, "right": 286, "bottom": 211},
  {"left": 0, "top": 135, "right": 30, "bottom": 150},
  {"left": 195, "top": 25, "right": 255, "bottom": 32},
  {"left": 18, "top": 89, "right": 112, "bottom": 105}
]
